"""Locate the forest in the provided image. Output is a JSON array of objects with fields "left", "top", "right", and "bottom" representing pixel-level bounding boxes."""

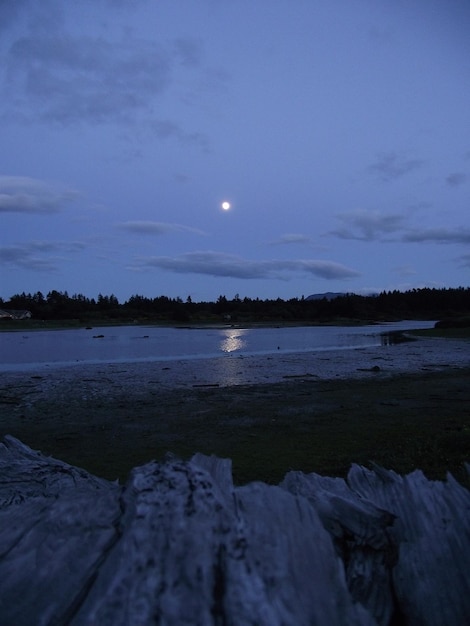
[{"left": 1, "top": 286, "right": 469, "bottom": 325}]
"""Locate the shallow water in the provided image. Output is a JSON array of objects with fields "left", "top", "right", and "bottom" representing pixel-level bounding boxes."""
[{"left": 0, "top": 320, "right": 435, "bottom": 371}]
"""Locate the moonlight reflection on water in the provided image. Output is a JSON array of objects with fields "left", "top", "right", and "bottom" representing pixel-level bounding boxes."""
[{"left": 220, "top": 329, "right": 248, "bottom": 353}]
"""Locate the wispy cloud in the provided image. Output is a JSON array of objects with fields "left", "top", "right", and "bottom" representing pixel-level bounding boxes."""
[
  {"left": 147, "top": 120, "right": 209, "bottom": 150},
  {"left": 330, "top": 209, "right": 406, "bottom": 241},
  {"left": 294, "top": 260, "right": 360, "bottom": 279},
  {"left": 369, "top": 151, "right": 424, "bottom": 181},
  {"left": 0, "top": 240, "right": 85, "bottom": 271},
  {"left": 268, "top": 234, "right": 311, "bottom": 246},
  {"left": 0, "top": 8, "right": 218, "bottom": 150},
  {"left": 4, "top": 35, "right": 171, "bottom": 125},
  {"left": 446, "top": 172, "right": 467, "bottom": 187},
  {"left": 0, "top": 176, "right": 79, "bottom": 214},
  {"left": 132, "top": 251, "right": 360, "bottom": 280},
  {"left": 117, "top": 221, "right": 206, "bottom": 236},
  {"left": 330, "top": 210, "right": 470, "bottom": 247},
  {"left": 402, "top": 228, "right": 470, "bottom": 244}
]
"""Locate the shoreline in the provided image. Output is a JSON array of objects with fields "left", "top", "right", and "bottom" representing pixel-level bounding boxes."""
[
  {"left": 0, "top": 321, "right": 438, "bottom": 375},
  {"left": 0, "top": 318, "right": 425, "bottom": 332},
  {"left": 1, "top": 336, "right": 469, "bottom": 485},
  {"left": 0, "top": 334, "right": 468, "bottom": 386}
]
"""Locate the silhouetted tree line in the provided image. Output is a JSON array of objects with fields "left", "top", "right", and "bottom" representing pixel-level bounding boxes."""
[{"left": 1, "top": 287, "right": 469, "bottom": 324}]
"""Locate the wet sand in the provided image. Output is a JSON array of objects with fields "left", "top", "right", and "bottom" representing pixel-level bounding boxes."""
[{"left": 1, "top": 336, "right": 469, "bottom": 484}]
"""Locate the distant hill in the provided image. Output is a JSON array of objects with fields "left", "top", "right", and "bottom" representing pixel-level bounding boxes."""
[{"left": 305, "top": 292, "right": 346, "bottom": 301}]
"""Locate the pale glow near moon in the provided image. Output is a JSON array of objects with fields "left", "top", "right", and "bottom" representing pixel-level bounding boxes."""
[{"left": 221, "top": 201, "right": 231, "bottom": 210}]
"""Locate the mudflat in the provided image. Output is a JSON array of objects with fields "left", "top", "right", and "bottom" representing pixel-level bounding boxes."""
[{"left": 1, "top": 336, "right": 469, "bottom": 485}]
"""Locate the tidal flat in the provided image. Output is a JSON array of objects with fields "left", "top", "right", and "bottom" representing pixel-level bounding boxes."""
[{"left": 1, "top": 336, "right": 469, "bottom": 486}]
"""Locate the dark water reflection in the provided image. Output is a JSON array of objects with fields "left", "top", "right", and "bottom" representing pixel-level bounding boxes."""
[
  {"left": 380, "top": 331, "right": 418, "bottom": 346},
  {"left": 0, "top": 320, "right": 434, "bottom": 370}
]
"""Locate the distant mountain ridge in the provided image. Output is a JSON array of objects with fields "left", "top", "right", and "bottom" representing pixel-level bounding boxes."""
[{"left": 305, "top": 292, "right": 346, "bottom": 301}]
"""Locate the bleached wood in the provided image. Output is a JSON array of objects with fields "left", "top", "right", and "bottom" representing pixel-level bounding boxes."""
[
  {"left": 280, "top": 471, "right": 397, "bottom": 626},
  {"left": 347, "top": 464, "right": 470, "bottom": 626},
  {"left": 0, "top": 436, "right": 121, "bottom": 626},
  {"left": 0, "top": 436, "right": 469, "bottom": 625}
]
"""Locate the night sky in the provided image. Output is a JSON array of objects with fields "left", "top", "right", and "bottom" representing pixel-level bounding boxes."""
[{"left": 1, "top": 0, "right": 469, "bottom": 302}]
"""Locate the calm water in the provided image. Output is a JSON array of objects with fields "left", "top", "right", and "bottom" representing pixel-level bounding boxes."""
[{"left": 0, "top": 321, "right": 434, "bottom": 371}]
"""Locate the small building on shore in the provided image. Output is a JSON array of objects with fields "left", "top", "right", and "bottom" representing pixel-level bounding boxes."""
[{"left": 0, "top": 309, "right": 32, "bottom": 320}]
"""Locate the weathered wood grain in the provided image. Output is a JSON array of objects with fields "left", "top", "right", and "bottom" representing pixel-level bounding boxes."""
[
  {"left": 0, "top": 436, "right": 121, "bottom": 626},
  {"left": 0, "top": 435, "right": 469, "bottom": 625},
  {"left": 280, "top": 471, "right": 397, "bottom": 626},
  {"left": 347, "top": 464, "right": 470, "bottom": 626}
]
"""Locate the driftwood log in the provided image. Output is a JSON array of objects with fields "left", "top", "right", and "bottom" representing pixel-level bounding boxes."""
[{"left": 0, "top": 436, "right": 469, "bottom": 625}]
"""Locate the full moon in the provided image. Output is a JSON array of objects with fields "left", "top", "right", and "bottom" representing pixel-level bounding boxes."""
[{"left": 221, "top": 201, "right": 231, "bottom": 211}]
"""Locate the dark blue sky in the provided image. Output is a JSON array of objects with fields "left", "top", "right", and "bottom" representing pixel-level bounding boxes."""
[{"left": 1, "top": 0, "right": 469, "bottom": 301}]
